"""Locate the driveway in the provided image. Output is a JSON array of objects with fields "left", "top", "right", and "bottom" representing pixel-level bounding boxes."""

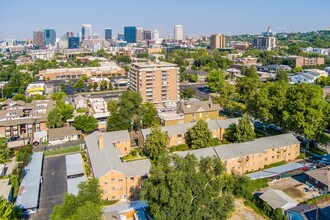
[{"left": 31, "top": 156, "right": 67, "bottom": 220}]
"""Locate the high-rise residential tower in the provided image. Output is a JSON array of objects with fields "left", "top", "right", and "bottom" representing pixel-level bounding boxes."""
[
  {"left": 136, "top": 28, "right": 143, "bottom": 42},
  {"left": 124, "top": 26, "right": 137, "bottom": 43},
  {"left": 44, "top": 29, "right": 56, "bottom": 46},
  {"left": 174, "top": 25, "right": 183, "bottom": 41},
  {"left": 210, "top": 34, "right": 226, "bottom": 49},
  {"left": 33, "top": 30, "right": 45, "bottom": 49},
  {"left": 105, "top": 28, "right": 112, "bottom": 40},
  {"left": 82, "top": 24, "right": 92, "bottom": 40},
  {"left": 143, "top": 30, "right": 152, "bottom": 41},
  {"left": 129, "top": 61, "right": 180, "bottom": 103},
  {"left": 153, "top": 30, "right": 160, "bottom": 41}
]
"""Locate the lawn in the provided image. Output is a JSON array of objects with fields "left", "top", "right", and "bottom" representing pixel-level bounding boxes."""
[{"left": 44, "top": 145, "right": 83, "bottom": 156}]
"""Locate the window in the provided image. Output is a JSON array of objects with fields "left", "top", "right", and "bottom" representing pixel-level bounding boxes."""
[
  {"left": 130, "top": 186, "right": 134, "bottom": 192},
  {"left": 177, "top": 134, "right": 182, "bottom": 138},
  {"left": 104, "top": 180, "right": 108, "bottom": 184},
  {"left": 104, "top": 190, "right": 108, "bottom": 193},
  {"left": 5, "top": 127, "right": 10, "bottom": 132},
  {"left": 192, "top": 113, "right": 195, "bottom": 117},
  {"left": 118, "top": 178, "right": 123, "bottom": 182},
  {"left": 13, "top": 126, "right": 18, "bottom": 130},
  {"left": 199, "top": 113, "right": 202, "bottom": 117},
  {"left": 118, "top": 186, "right": 123, "bottom": 191},
  {"left": 13, "top": 131, "right": 18, "bottom": 136},
  {"left": 130, "top": 177, "right": 134, "bottom": 181},
  {"left": 112, "top": 196, "right": 116, "bottom": 200},
  {"left": 206, "top": 112, "right": 209, "bottom": 117},
  {"left": 265, "top": 157, "right": 268, "bottom": 161},
  {"left": 111, "top": 187, "right": 115, "bottom": 191},
  {"left": 111, "top": 178, "right": 115, "bottom": 183}
]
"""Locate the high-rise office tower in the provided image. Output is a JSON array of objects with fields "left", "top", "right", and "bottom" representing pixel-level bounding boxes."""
[
  {"left": 82, "top": 24, "right": 92, "bottom": 40},
  {"left": 136, "top": 28, "right": 143, "bottom": 42},
  {"left": 174, "top": 25, "right": 183, "bottom": 41},
  {"left": 33, "top": 30, "right": 45, "bottom": 49},
  {"left": 143, "top": 30, "right": 152, "bottom": 41},
  {"left": 68, "top": 37, "right": 80, "bottom": 49},
  {"left": 66, "top": 32, "right": 74, "bottom": 39},
  {"left": 153, "top": 30, "right": 160, "bottom": 41},
  {"left": 129, "top": 61, "right": 179, "bottom": 103},
  {"left": 210, "top": 34, "right": 226, "bottom": 49},
  {"left": 124, "top": 26, "right": 136, "bottom": 43},
  {"left": 251, "top": 36, "right": 276, "bottom": 50},
  {"left": 44, "top": 29, "right": 56, "bottom": 46},
  {"left": 105, "top": 28, "right": 112, "bottom": 40}
]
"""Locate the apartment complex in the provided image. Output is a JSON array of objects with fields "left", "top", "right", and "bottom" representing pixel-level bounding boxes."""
[
  {"left": 85, "top": 131, "right": 151, "bottom": 201},
  {"left": 210, "top": 34, "right": 226, "bottom": 49},
  {"left": 33, "top": 31, "right": 45, "bottom": 49},
  {"left": 276, "top": 56, "right": 325, "bottom": 67},
  {"left": 157, "top": 100, "right": 222, "bottom": 126},
  {"left": 251, "top": 36, "right": 276, "bottom": 50},
  {"left": 25, "top": 82, "right": 45, "bottom": 97},
  {"left": 129, "top": 61, "right": 180, "bottom": 103},
  {"left": 176, "top": 133, "right": 300, "bottom": 175},
  {"left": 140, "top": 118, "right": 240, "bottom": 148},
  {"left": 0, "top": 100, "right": 56, "bottom": 138},
  {"left": 174, "top": 25, "right": 183, "bottom": 41},
  {"left": 38, "top": 65, "right": 125, "bottom": 81}
]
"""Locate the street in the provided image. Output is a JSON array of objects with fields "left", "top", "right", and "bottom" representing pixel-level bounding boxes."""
[{"left": 31, "top": 156, "right": 67, "bottom": 220}]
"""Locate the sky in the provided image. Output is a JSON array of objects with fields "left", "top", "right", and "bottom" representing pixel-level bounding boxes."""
[{"left": 1, "top": 0, "right": 330, "bottom": 40}]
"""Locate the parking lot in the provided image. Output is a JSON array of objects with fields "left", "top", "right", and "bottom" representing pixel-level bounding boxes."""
[{"left": 31, "top": 156, "right": 67, "bottom": 220}]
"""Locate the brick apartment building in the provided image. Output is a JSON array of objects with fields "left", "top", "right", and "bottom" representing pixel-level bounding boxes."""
[
  {"left": 129, "top": 61, "right": 180, "bottom": 103},
  {"left": 0, "top": 100, "right": 56, "bottom": 138},
  {"left": 276, "top": 56, "right": 325, "bottom": 68}
]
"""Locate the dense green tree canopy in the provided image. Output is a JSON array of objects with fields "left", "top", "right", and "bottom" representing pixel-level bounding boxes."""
[
  {"left": 0, "top": 138, "right": 12, "bottom": 164},
  {"left": 0, "top": 197, "right": 22, "bottom": 220},
  {"left": 146, "top": 126, "right": 169, "bottom": 160},
  {"left": 206, "top": 69, "right": 226, "bottom": 93},
  {"left": 224, "top": 114, "right": 256, "bottom": 143},
  {"left": 141, "top": 102, "right": 158, "bottom": 128},
  {"left": 141, "top": 155, "right": 234, "bottom": 220},
  {"left": 73, "top": 115, "right": 98, "bottom": 133},
  {"left": 187, "top": 120, "right": 213, "bottom": 149},
  {"left": 180, "top": 88, "right": 196, "bottom": 100},
  {"left": 51, "top": 92, "right": 66, "bottom": 101}
]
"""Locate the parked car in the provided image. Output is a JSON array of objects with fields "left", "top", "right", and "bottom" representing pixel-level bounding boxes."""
[{"left": 267, "top": 124, "right": 281, "bottom": 131}]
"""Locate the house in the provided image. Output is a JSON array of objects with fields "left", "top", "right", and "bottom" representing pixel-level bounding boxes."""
[
  {"left": 48, "top": 127, "right": 82, "bottom": 145},
  {"left": 305, "top": 166, "right": 330, "bottom": 194},
  {"left": 0, "top": 100, "right": 56, "bottom": 138},
  {"left": 25, "top": 82, "right": 45, "bottom": 97},
  {"left": 85, "top": 131, "right": 151, "bottom": 201},
  {"left": 176, "top": 133, "right": 300, "bottom": 174},
  {"left": 140, "top": 118, "right": 240, "bottom": 148},
  {"left": 157, "top": 100, "right": 222, "bottom": 126},
  {"left": 285, "top": 204, "right": 330, "bottom": 220},
  {"left": 259, "top": 189, "right": 298, "bottom": 211},
  {"left": 290, "top": 72, "right": 317, "bottom": 84},
  {"left": 73, "top": 95, "right": 87, "bottom": 109},
  {"left": 258, "top": 64, "right": 292, "bottom": 73}
]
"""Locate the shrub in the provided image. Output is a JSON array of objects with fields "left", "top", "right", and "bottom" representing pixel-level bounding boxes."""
[{"left": 171, "top": 144, "right": 189, "bottom": 152}]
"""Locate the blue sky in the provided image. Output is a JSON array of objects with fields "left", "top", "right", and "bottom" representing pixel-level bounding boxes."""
[{"left": 1, "top": 0, "right": 329, "bottom": 40}]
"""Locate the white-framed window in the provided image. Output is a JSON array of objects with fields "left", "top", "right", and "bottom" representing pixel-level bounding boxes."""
[{"left": 104, "top": 180, "right": 108, "bottom": 184}]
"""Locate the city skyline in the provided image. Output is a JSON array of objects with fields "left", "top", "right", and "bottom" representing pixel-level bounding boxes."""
[{"left": 1, "top": 0, "right": 330, "bottom": 40}]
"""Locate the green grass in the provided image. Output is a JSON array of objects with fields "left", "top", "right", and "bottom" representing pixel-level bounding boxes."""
[
  {"left": 44, "top": 145, "right": 83, "bottom": 156},
  {"left": 263, "top": 160, "right": 286, "bottom": 169},
  {"left": 101, "top": 200, "right": 118, "bottom": 206},
  {"left": 305, "top": 193, "right": 330, "bottom": 205}
]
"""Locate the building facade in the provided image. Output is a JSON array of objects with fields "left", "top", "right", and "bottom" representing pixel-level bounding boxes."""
[
  {"left": 210, "top": 34, "right": 226, "bottom": 49},
  {"left": 68, "top": 37, "right": 80, "bottom": 49},
  {"left": 82, "top": 24, "right": 92, "bottom": 40},
  {"left": 174, "top": 25, "right": 183, "bottom": 41},
  {"left": 129, "top": 61, "right": 179, "bottom": 103},
  {"left": 105, "top": 28, "right": 112, "bottom": 40},
  {"left": 44, "top": 29, "right": 56, "bottom": 46},
  {"left": 251, "top": 36, "right": 276, "bottom": 50},
  {"left": 33, "top": 31, "right": 45, "bottom": 49},
  {"left": 124, "top": 26, "right": 136, "bottom": 43}
]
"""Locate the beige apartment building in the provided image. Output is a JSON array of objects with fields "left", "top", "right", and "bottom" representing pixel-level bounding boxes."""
[
  {"left": 176, "top": 133, "right": 300, "bottom": 175},
  {"left": 0, "top": 99, "right": 56, "bottom": 138},
  {"left": 129, "top": 61, "right": 180, "bottom": 103},
  {"left": 210, "top": 34, "right": 226, "bottom": 49},
  {"left": 85, "top": 131, "right": 150, "bottom": 201},
  {"left": 277, "top": 56, "right": 325, "bottom": 68}
]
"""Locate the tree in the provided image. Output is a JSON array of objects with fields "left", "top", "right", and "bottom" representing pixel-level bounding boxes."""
[
  {"left": 107, "top": 100, "right": 117, "bottom": 113},
  {"left": 60, "top": 83, "right": 66, "bottom": 92},
  {"left": 0, "top": 197, "right": 22, "bottom": 220},
  {"left": 73, "top": 115, "right": 98, "bottom": 133},
  {"left": 187, "top": 120, "right": 213, "bottom": 149},
  {"left": 0, "top": 138, "right": 12, "bottom": 163},
  {"left": 33, "top": 94, "right": 46, "bottom": 100},
  {"left": 12, "top": 93, "right": 26, "bottom": 101},
  {"left": 92, "top": 82, "right": 98, "bottom": 91},
  {"left": 51, "top": 92, "right": 66, "bottom": 101},
  {"left": 188, "top": 74, "right": 198, "bottom": 83},
  {"left": 236, "top": 76, "right": 260, "bottom": 103},
  {"left": 47, "top": 108, "right": 64, "bottom": 128},
  {"left": 145, "top": 126, "right": 169, "bottom": 160},
  {"left": 50, "top": 178, "right": 102, "bottom": 220},
  {"left": 224, "top": 113, "right": 256, "bottom": 143},
  {"left": 141, "top": 155, "right": 234, "bottom": 220},
  {"left": 74, "top": 79, "right": 85, "bottom": 92},
  {"left": 141, "top": 102, "right": 158, "bottom": 128},
  {"left": 276, "top": 70, "right": 289, "bottom": 82},
  {"left": 100, "top": 80, "right": 108, "bottom": 91},
  {"left": 283, "top": 84, "right": 329, "bottom": 143},
  {"left": 206, "top": 69, "right": 226, "bottom": 93},
  {"left": 180, "top": 88, "right": 196, "bottom": 100},
  {"left": 57, "top": 101, "right": 74, "bottom": 121}
]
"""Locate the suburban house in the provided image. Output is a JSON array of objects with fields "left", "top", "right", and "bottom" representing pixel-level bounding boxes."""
[
  {"left": 140, "top": 118, "right": 240, "bottom": 148},
  {"left": 259, "top": 189, "right": 298, "bottom": 211},
  {"left": 305, "top": 166, "right": 330, "bottom": 194},
  {"left": 0, "top": 100, "right": 56, "bottom": 138},
  {"left": 73, "top": 95, "right": 88, "bottom": 109},
  {"left": 290, "top": 72, "right": 317, "bottom": 84},
  {"left": 176, "top": 133, "right": 300, "bottom": 174},
  {"left": 48, "top": 127, "right": 82, "bottom": 145},
  {"left": 85, "top": 131, "right": 151, "bottom": 201},
  {"left": 88, "top": 98, "right": 109, "bottom": 132},
  {"left": 157, "top": 100, "right": 222, "bottom": 126}
]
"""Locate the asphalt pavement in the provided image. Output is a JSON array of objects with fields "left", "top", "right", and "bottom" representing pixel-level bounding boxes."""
[{"left": 31, "top": 156, "right": 67, "bottom": 220}]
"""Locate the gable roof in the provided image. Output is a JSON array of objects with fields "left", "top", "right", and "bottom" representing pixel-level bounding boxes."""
[
  {"left": 260, "top": 189, "right": 298, "bottom": 210},
  {"left": 85, "top": 131, "right": 150, "bottom": 178},
  {"left": 179, "top": 100, "right": 221, "bottom": 114},
  {"left": 305, "top": 166, "right": 330, "bottom": 186},
  {"left": 48, "top": 127, "right": 82, "bottom": 140}
]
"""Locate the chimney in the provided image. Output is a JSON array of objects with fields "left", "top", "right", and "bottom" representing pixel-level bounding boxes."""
[{"left": 98, "top": 134, "right": 104, "bottom": 149}]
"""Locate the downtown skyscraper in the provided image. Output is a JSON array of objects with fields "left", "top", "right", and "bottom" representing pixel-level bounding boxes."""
[
  {"left": 82, "top": 24, "right": 92, "bottom": 40},
  {"left": 124, "top": 26, "right": 136, "bottom": 43},
  {"left": 174, "top": 25, "right": 183, "bottom": 41},
  {"left": 44, "top": 29, "right": 56, "bottom": 46}
]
